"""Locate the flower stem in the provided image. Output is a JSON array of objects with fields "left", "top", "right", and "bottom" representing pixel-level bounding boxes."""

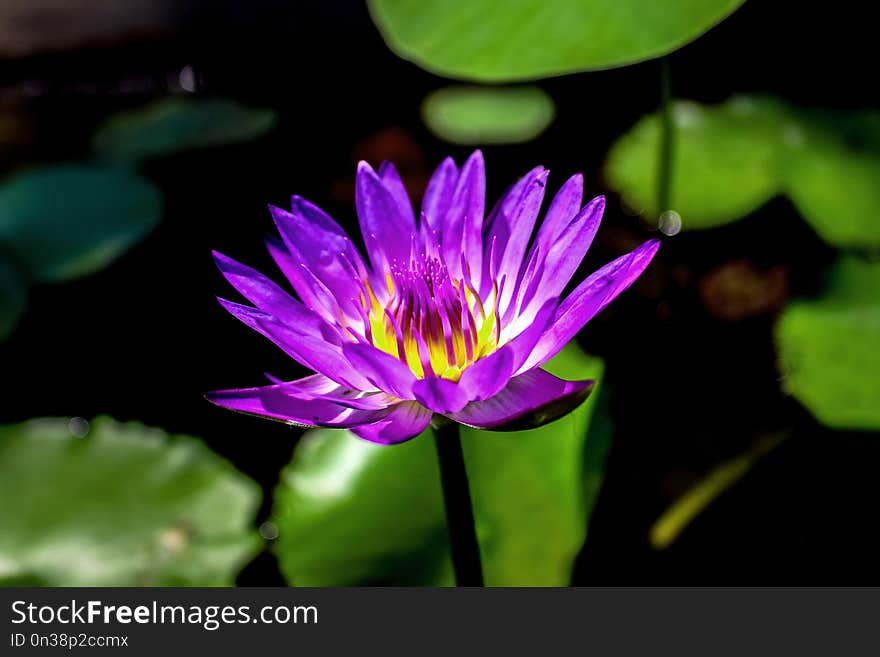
[
  {"left": 433, "top": 420, "right": 484, "bottom": 586},
  {"left": 657, "top": 56, "right": 675, "bottom": 216}
]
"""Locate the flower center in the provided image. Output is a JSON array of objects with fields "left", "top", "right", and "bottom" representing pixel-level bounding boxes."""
[{"left": 360, "top": 253, "right": 500, "bottom": 380}]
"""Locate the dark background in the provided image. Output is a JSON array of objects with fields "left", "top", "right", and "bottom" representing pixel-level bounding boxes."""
[{"left": 1, "top": 0, "right": 878, "bottom": 584}]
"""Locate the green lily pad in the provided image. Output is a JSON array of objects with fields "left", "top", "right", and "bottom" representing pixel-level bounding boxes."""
[
  {"left": 368, "top": 0, "right": 745, "bottom": 82},
  {"left": 0, "top": 417, "right": 262, "bottom": 586},
  {"left": 92, "top": 98, "right": 277, "bottom": 164},
  {"left": 776, "top": 257, "right": 880, "bottom": 430},
  {"left": 422, "top": 86, "right": 555, "bottom": 145},
  {"left": 606, "top": 96, "right": 880, "bottom": 248},
  {"left": 0, "top": 165, "right": 161, "bottom": 283},
  {"left": 272, "top": 343, "right": 608, "bottom": 586},
  {"left": 782, "top": 111, "right": 880, "bottom": 250},
  {"left": 605, "top": 96, "right": 789, "bottom": 226},
  {"left": 0, "top": 254, "right": 27, "bottom": 341}
]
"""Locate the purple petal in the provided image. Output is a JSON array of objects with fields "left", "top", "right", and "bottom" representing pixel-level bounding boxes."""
[
  {"left": 206, "top": 381, "right": 392, "bottom": 427},
  {"left": 378, "top": 161, "right": 416, "bottom": 228},
  {"left": 447, "top": 368, "right": 595, "bottom": 430},
  {"left": 517, "top": 195, "right": 605, "bottom": 317},
  {"left": 356, "top": 161, "right": 416, "bottom": 273},
  {"left": 266, "top": 373, "right": 396, "bottom": 410},
  {"left": 268, "top": 199, "right": 366, "bottom": 320},
  {"left": 500, "top": 296, "right": 559, "bottom": 369},
  {"left": 421, "top": 156, "right": 459, "bottom": 236},
  {"left": 522, "top": 239, "right": 660, "bottom": 372},
  {"left": 264, "top": 235, "right": 339, "bottom": 322},
  {"left": 341, "top": 342, "right": 418, "bottom": 400},
  {"left": 351, "top": 401, "right": 433, "bottom": 444},
  {"left": 219, "top": 304, "right": 372, "bottom": 389},
  {"left": 442, "top": 150, "right": 485, "bottom": 280},
  {"left": 540, "top": 173, "right": 584, "bottom": 245},
  {"left": 213, "top": 251, "right": 332, "bottom": 337},
  {"left": 412, "top": 376, "right": 469, "bottom": 413},
  {"left": 489, "top": 168, "right": 549, "bottom": 314},
  {"left": 458, "top": 345, "right": 515, "bottom": 402}
]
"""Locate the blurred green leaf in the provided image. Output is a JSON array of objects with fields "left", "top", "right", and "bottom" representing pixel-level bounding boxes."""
[
  {"left": 92, "top": 98, "right": 277, "bottom": 164},
  {"left": 0, "top": 165, "right": 161, "bottom": 283},
  {"left": 605, "top": 96, "right": 789, "bottom": 227},
  {"left": 421, "top": 86, "right": 555, "bottom": 145},
  {"left": 0, "top": 253, "right": 27, "bottom": 341},
  {"left": 776, "top": 257, "right": 880, "bottom": 430},
  {"left": 272, "top": 343, "right": 607, "bottom": 586},
  {"left": 0, "top": 417, "right": 262, "bottom": 586},
  {"left": 368, "top": 0, "right": 745, "bottom": 82},
  {"left": 783, "top": 112, "right": 880, "bottom": 250},
  {"left": 605, "top": 96, "right": 880, "bottom": 248}
]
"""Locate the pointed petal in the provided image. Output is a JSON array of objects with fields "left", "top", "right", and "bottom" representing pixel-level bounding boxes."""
[
  {"left": 522, "top": 239, "right": 660, "bottom": 372},
  {"left": 213, "top": 251, "right": 331, "bottom": 336},
  {"left": 458, "top": 345, "right": 515, "bottom": 402},
  {"left": 412, "top": 376, "right": 469, "bottom": 413},
  {"left": 541, "top": 173, "right": 584, "bottom": 245},
  {"left": 218, "top": 303, "right": 371, "bottom": 389},
  {"left": 356, "top": 161, "right": 416, "bottom": 273},
  {"left": 500, "top": 296, "right": 559, "bottom": 367},
  {"left": 351, "top": 401, "right": 433, "bottom": 444},
  {"left": 342, "top": 342, "right": 418, "bottom": 400},
  {"left": 447, "top": 369, "right": 595, "bottom": 430},
  {"left": 206, "top": 381, "right": 392, "bottom": 427},
  {"left": 269, "top": 200, "right": 366, "bottom": 320},
  {"left": 378, "top": 161, "right": 416, "bottom": 228},
  {"left": 518, "top": 195, "right": 605, "bottom": 317},
  {"left": 491, "top": 168, "right": 549, "bottom": 314},
  {"left": 442, "top": 150, "right": 485, "bottom": 279},
  {"left": 421, "top": 156, "right": 459, "bottom": 235}
]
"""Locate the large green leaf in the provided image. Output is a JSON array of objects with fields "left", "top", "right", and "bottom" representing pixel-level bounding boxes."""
[
  {"left": 0, "top": 165, "right": 161, "bottom": 282},
  {"left": 776, "top": 257, "right": 880, "bottom": 430},
  {"left": 0, "top": 253, "right": 27, "bottom": 341},
  {"left": 92, "top": 98, "right": 277, "bottom": 164},
  {"left": 606, "top": 97, "right": 880, "bottom": 249},
  {"left": 783, "top": 111, "right": 880, "bottom": 250},
  {"left": 0, "top": 417, "right": 262, "bottom": 586},
  {"left": 272, "top": 343, "right": 607, "bottom": 586},
  {"left": 369, "top": 0, "right": 745, "bottom": 82},
  {"left": 605, "top": 96, "right": 788, "bottom": 226},
  {"left": 422, "top": 86, "right": 555, "bottom": 145}
]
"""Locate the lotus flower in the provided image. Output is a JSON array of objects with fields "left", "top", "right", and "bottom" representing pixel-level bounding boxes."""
[{"left": 208, "top": 151, "right": 658, "bottom": 443}]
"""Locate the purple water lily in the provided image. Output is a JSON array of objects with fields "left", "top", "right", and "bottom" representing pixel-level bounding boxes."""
[{"left": 208, "top": 151, "right": 658, "bottom": 443}]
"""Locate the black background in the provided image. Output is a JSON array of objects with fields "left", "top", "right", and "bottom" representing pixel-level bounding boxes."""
[{"left": 1, "top": 0, "right": 878, "bottom": 584}]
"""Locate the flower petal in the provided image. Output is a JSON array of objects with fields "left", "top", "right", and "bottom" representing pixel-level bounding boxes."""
[
  {"left": 412, "top": 376, "right": 469, "bottom": 413},
  {"left": 442, "top": 150, "right": 485, "bottom": 280},
  {"left": 356, "top": 161, "right": 416, "bottom": 273},
  {"left": 458, "top": 345, "right": 515, "bottom": 402},
  {"left": 487, "top": 167, "right": 549, "bottom": 314},
  {"left": 517, "top": 195, "right": 605, "bottom": 317},
  {"left": 218, "top": 303, "right": 372, "bottom": 389},
  {"left": 421, "top": 156, "right": 459, "bottom": 236},
  {"left": 540, "top": 173, "right": 584, "bottom": 245},
  {"left": 522, "top": 239, "right": 660, "bottom": 372},
  {"left": 342, "top": 342, "right": 418, "bottom": 400},
  {"left": 268, "top": 199, "right": 367, "bottom": 321},
  {"left": 213, "top": 250, "right": 332, "bottom": 337},
  {"left": 206, "top": 380, "right": 393, "bottom": 427},
  {"left": 351, "top": 401, "right": 433, "bottom": 444},
  {"left": 501, "top": 296, "right": 559, "bottom": 367},
  {"left": 447, "top": 368, "right": 595, "bottom": 430},
  {"left": 378, "top": 161, "right": 416, "bottom": 228}
]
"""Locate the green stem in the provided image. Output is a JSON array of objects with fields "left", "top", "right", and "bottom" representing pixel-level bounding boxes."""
[
  {"left": 657, "top": 56, "right": 675, "bottom": 216},
  {"left": 433, "top": 420, "right": 484, "bottom": 586}
]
